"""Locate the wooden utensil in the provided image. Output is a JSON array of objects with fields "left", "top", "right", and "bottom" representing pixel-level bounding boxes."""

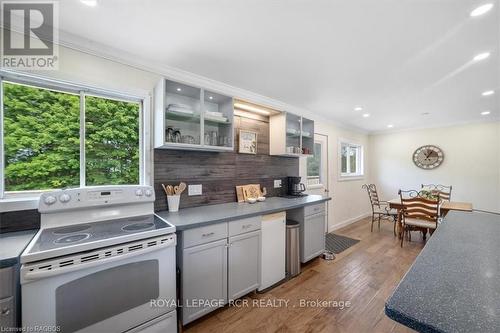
[
  {"left": 161, "top": 184, "right": 169, "bottom": 196},
  {"left": 178, "top": 182, "right": 187, "bottom": 194},
  {"left": 174, "top": 186, "right": 180, "bottom": 194},
  {"left": 166, "top": 185, "right": 174, "bottom": 196}
]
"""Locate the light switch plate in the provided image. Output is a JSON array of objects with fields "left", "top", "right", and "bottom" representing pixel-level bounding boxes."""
[
  {"left": 188, "top": 184, "right": 202, "bottom": 196},
  {"left": 274, "top": 179, "right": 282, "bottom": 188}
]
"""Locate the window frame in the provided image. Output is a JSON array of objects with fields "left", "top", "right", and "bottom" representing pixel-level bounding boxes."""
[
  {"left": 338, "top": 139, "right": 364, "bottom": 181},
  {"left": 0, "top": 70, "right": 149, "bottom": 205}
]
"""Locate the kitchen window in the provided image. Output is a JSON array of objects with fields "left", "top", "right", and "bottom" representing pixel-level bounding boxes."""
[
  {"left": 339, "top": 140, "right": 363, "bottom": 179},
  {"left": 0, "top": 71, "right": 146, "bottom": 201}
]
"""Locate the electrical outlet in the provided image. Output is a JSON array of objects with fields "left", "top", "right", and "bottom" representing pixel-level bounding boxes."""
[
  {"left": 188, "top": 184, "right": 202, "bottom": 196},
  {"left": 274, "top": 179, "right": 282, "bottom": 188}
]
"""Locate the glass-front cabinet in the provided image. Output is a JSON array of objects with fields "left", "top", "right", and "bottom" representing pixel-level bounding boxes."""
[
  {"left": 154, "top": 79, "right": 234, "bottom": 151},
  {"left": 203, "top": 90, "right": 234, "bottom": 148},
  {"left": 269, "top": 112, "right": 314, "bottom": 157}
]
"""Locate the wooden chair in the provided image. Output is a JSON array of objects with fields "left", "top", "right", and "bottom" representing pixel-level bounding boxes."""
[
  {"left": 399, "top": 190, "right": 440, "bottom": 247},
  {"left": 421, "top": 184, "right": 452, "bottom": 201},
  {"left": 362, "top": 184, "right": 398, "bottom": 235}
]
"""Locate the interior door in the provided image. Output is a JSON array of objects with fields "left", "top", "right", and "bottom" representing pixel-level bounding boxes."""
[{"left": 303, "top": 133, "right": 329, "bottom": 232}]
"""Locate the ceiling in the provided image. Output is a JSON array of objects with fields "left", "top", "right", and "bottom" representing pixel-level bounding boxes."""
[{"left": 57, "top": 0, "right": 499, "bottom": 132}]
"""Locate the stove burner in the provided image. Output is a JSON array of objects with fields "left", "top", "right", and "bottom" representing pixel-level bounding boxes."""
[
  {"left": 52, "top": 224, "right": 91, "bottom": 235},
  {"left": 54, "top": 233, "right": 91, "bottom": 244},
  {"left": 122, "top": 222, "right": 155, "bottom": 232}
]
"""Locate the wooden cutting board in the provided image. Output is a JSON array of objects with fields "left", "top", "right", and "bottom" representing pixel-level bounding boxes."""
[{"left": 236, "top": 184, "right": 262, "bottom": 202}]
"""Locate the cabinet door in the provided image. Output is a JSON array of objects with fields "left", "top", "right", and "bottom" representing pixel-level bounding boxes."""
[
  {"left": 302, "top": 213, "right": 326, "bottom": 262},
  {"left": 182, "top": 239, "right": 227, "bottom": 325},
  {"left": 228, "top": 230, "right": 261, "bottom": 300}
]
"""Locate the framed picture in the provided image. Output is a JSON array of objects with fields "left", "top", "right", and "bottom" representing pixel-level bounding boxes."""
[{"left": 239, "top": 130, "right": 257, "bottom": 154}]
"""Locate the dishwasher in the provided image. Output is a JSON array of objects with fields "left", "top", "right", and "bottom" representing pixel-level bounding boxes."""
[{"left": 259, "top": 212, "right": 286, "bottom": 291}]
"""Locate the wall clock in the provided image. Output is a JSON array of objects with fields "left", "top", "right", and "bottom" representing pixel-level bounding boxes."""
[{"left": 413, "top": 145, "right": 444, "bottom": 169}]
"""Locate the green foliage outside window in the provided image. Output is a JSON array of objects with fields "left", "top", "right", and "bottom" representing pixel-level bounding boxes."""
[{"left": 3, "top": 82, "right": 140, "bottom": 192}]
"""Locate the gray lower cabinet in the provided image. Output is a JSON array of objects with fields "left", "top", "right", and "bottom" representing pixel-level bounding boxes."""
[
  {"left": 302, "top": 212, "right": 326, "bottom": 262},
  {"left": 228, "top": 230, "right": 261, "bottom": 301},
  {"left": 181, "top": 238, "right": 228, "bottom": 324},
  {"left": 179, "top": 218, "right": 261, "bottom": 325},
  {"left": 288, "top": 203, "right": 326, "bottom": 263}
]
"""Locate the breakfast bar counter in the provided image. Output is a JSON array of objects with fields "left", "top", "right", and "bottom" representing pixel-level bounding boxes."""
[
  {"left": 385, "top": 211, "right": 500, "bottom": 333},
  {"left": 156, "top": 195, "right": 331, "bottom": 230}
]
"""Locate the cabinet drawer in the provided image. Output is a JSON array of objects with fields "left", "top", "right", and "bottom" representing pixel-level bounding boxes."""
[
  {"left": 183, "top": 223, "right": 228, "bottom": 248},
  {"left": 228, "top": 216, "right": 261, "bottom": 236},
  {"left": 0, "top": 267, "right": 13, "bottom": 299},
  {"left": 0, "top": 297, "right": 14, "bottom": 329},
  {"left": 304, "top": 203, "right": 325, "bottom": 217}
]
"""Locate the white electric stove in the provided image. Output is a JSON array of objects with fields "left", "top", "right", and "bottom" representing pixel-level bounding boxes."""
[{"left": 21, "top": 185, "right": 177, "bottom": 333}]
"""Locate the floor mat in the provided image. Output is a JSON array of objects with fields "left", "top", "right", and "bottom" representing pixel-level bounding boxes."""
[{"left": 325, "top": 233, "right": 360, "bottom": 254}]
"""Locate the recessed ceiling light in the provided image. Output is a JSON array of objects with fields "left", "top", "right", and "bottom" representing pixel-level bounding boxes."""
[
  {"left": 473, "top": 52, "right": 490, "bottom": 62},
  {"left": 80, "top": 0, "right": 97, "bottom": 6},
  {"left": 421, "top": 112, "right": 430, "bottom": 115},
  {"left": 482, "top": 90, "right": 495, "bottom": 96},
  {"left": 387, "top": 124, "right": 394, "bottom": 128},
  {"left": 209, "top": 96, "right": 213, "bottom": 100},
  {"left": 176, "top": 88, "right": 182, "bottom": 92},
  {"left": 481, "top": 111, "right": 491, "bottom": 115},
  {"left": 362, "top": 113, "right": 370, "bottom": 118},
  {"left": 470, "top": 3, "right": 494, "bottom": 17},
  {"left": 354, "top": 106, "right": 363, "bottom": 111}
]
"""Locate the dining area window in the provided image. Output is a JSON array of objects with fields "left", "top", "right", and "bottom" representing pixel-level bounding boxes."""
[{"left": 340, "top": 141, "right": 363, "bottom": 178}]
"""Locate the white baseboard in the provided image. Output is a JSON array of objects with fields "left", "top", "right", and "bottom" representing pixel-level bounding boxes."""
[{"left": 328, "top": 212, "right": 371, "bottom": 233}]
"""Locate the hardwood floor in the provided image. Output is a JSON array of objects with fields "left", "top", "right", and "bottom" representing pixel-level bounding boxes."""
[{"left": 183, "top": 217, "right": 426, "bottom": 333}]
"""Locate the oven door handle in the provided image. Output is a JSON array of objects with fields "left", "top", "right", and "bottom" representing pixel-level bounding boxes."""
[{"left": 21, "top": 236, "right": 175, "bottom": 283}]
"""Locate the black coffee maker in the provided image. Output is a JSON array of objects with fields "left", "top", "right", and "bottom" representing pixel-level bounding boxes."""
[{"left": 286, "top": 176, "right": 307, "bottom": 197}]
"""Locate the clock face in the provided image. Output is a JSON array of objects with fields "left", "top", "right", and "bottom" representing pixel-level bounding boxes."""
[{"left": 413, "top": 145, "right": 444, "bottom": 169}]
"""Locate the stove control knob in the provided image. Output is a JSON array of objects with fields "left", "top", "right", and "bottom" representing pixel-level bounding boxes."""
[
  {"left": 59, "top": 193, "right": 71, "bottom": 203},
  {"left": 44, "top": 195, "right": 57, "bottom": 205},
  {"left": 145, "top": 189, "right": 153, "bottom": 197},
  {"left": 135, "top": 189, "right": 144, "bottom": 197}
]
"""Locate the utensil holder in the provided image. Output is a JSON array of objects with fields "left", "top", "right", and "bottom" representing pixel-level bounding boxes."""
[{"left": 167, "top": 195, "right": 180, "bottom": 212}]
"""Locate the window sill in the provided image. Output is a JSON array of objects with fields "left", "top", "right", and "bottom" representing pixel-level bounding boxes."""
[
  {"left": 0, "top": 197, "right": 39, "bottom": 212},
  {"left": 338, "top": 175, "right": 365, "bottom": 182}
]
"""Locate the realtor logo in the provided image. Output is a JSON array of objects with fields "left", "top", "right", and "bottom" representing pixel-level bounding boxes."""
[{"left": 1, "top": 1, "right": 59, "bottom": 69}]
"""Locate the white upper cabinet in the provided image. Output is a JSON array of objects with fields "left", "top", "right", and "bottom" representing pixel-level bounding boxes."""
[
  {"left": 154, "top": 78, "right": 234, "bottom": 151},
  {"left": 269, "top": 112, "right": 314, "bottom": 157}
]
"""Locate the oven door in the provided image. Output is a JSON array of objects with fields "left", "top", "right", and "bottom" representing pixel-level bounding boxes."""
[{"left": 21, "top": 234, "right": 176, "bottom": 333}]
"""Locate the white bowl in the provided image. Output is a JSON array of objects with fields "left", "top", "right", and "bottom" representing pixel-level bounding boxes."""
[
  {"left": 247, "top": 198, "right": 257, "bottom": 204},
  {"left": 257, "top": 196, "right": 266, "bottom": 202}
]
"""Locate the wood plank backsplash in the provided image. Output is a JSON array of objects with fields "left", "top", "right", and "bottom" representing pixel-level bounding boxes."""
[{"left": 154, "top": 115, "right": 299, "bottom": 211}]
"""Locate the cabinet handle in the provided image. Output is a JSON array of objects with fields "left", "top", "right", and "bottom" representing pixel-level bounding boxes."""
[
  {"left": 242, "top": 224, "right": 253, "bottom": 229},
  {"left": 202, "top": 232, "right": 215, "bottom": 237},
  {"left": 1, "top": 308, "right": 10, "bottom": 316}
]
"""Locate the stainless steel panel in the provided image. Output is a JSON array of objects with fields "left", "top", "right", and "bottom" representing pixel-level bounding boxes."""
[
  {"left": 56, "top": 260, "right": 159, "bottom": 333},
  {"left": 183, "top": 222, "right": 228, "bottom": 248},
  {"left": 0, "top": 267, "right": 13, "bottom": 299},
  {"left": 228, "top": 216, "right": 261, "bottom": 236},
  {"left": 0, "top": 297, "right": 14, "bottom": 329}
]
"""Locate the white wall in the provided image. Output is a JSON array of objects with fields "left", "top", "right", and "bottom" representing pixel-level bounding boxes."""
[
  {"left": 300, "top": 123, "right": 371, "bottom": 232},
  {"left": 369, "top": 122, "right": 500, "bottom": 213}
]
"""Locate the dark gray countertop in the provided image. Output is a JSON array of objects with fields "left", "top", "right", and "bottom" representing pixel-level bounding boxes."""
[
  {"left": 385, "top": 211, "right": 500, "bottom": 333},
  {"left": 0, "top": 229, "right": 37, "bottom": 268},
  {"left": 156, "top": 195, "right": 331, "bottom": 231}
]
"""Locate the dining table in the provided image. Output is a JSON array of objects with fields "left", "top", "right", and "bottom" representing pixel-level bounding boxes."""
[{"left": 387, "top": 198, "right": 473, "bottom": 238}]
